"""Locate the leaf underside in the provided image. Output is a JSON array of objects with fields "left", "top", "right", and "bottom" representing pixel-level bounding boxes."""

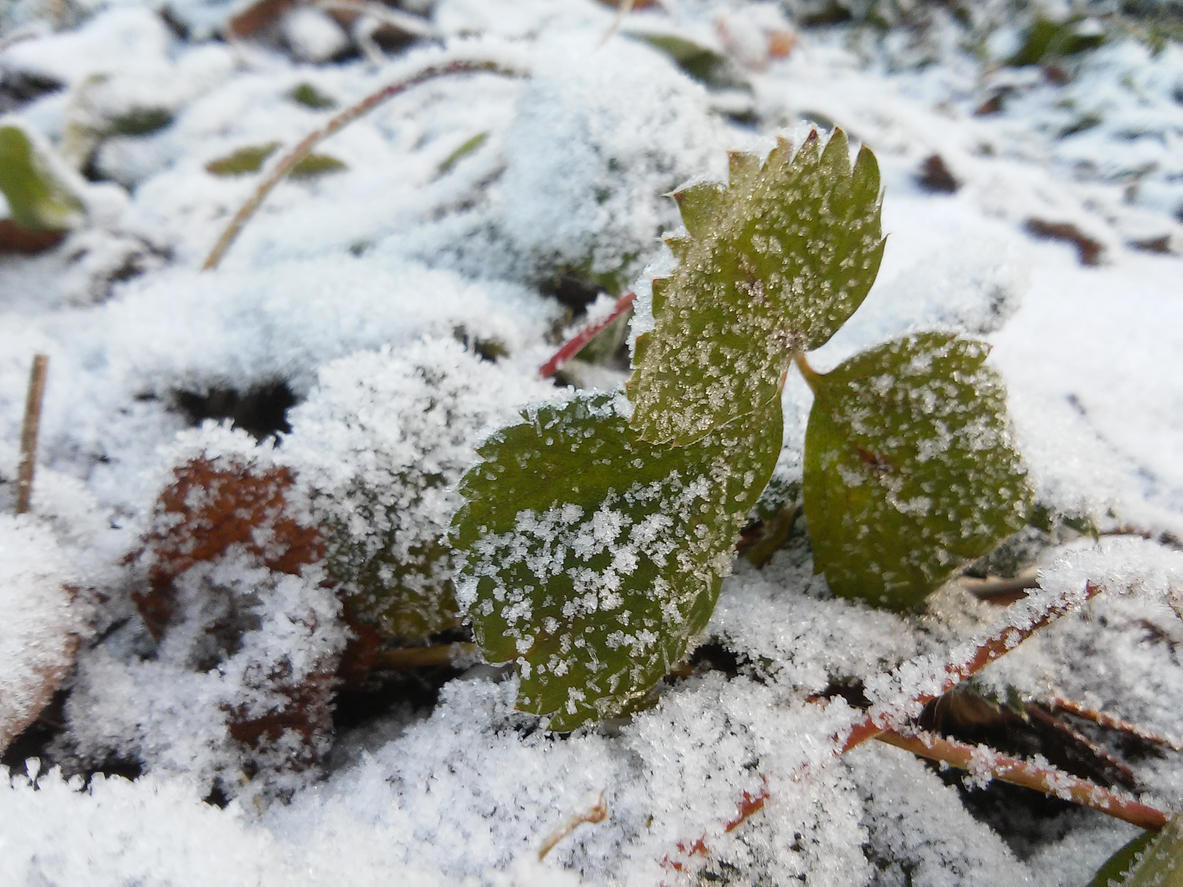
[
  {"left": 627, "top": 127, "right": 884, "bottom": 446},
  {"left": 803, "top": 333, "right": 1032, "bottom": 610},
  {"left": 451, "top": 392, "right": 782, "bottom": 731}
]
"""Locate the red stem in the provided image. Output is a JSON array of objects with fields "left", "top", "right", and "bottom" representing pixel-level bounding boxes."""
[
  {"left": 1050, "top": 696, "right": 1183, "bottom": 753},
  {"left": 875, "top": 728, "right": 1168, "bottom": 832},
  {"left": 663, "top": 581, "right": 1108, "bottom": 871},
  {"left": 539, "top": 292, "right": 637, "bottom": 379},
  {"left": 841, "top": 581, "right": 1105, "bottom": 752}
]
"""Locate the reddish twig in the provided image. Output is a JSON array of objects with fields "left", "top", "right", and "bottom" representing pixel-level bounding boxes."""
[
  {"left": 874, "top": 728, "right": 1168, "bottom": 832},
  {"left": 539, "top": 291, "right": 637, "bottom": 379},
  {"left": 15, "top": 354, "right": 49, "bottom": 515},
  {"left": 538, "top": 791, "right": 609, "bottom": 861},
  {"left": 1024, "top": 702, "right": 1138, "bottom": 789},
  {"left": 1049, "top": 697, "right": 1183, "bottom": 753},
  {"left": 842, "top": 581, "right": 1105, "bottom": 752},
  {"left": 663, "top": 581, "right": 1108, "bottom": 870},
  {"left": 201, "top": 56, "right": 525, "bottom": 271},
  {"left": 663, "top": 778, "right": 769, "bottom": 871}
]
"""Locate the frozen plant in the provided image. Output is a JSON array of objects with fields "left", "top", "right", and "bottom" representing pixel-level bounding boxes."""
[{"left": 452, "top": 129, "right": 1033, "bottom": 730}]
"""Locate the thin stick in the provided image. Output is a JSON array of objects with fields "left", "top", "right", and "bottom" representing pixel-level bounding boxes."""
[
  {"left": 874, "top": 728, "right": 1169, "bottom": 832},
  {"left": 538, "top": 791, "right": 608, "bottom": 861},
  {"left": 664, "top": 780, "right": 769, "bottom": 870},
  {"left": 377, "top": 642, "right": 475, "bottom": 668},
  {"left": 1024, "top": 702, "right": 1138, "bottom": 788},
  {"left": 1049, "top": 697, "right": 1183, "bottom": 753},
  {"left": 841, "top": 581, "right": 1105, "bottom": 752},
  {"left": 201, "top": 56, "right": 524, "bottom": 271},
  {"left": 663, "top": 580, "right": 1109, "bottom": 870},
  {"left": 539, "top": 292, "right": 637, "bottom": 379},
  {"left": 15, "top": 354, "right": 48, "bottom": 515}
]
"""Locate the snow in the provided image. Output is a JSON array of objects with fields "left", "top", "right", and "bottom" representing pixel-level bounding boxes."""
[{"left": 1, "top": 0, "right": 1181, "bottom": 883}]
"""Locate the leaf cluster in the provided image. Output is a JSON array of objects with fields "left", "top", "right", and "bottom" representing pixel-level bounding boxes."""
[{"left": 452, "top": 128, "right": 1033, "bottom": 729}]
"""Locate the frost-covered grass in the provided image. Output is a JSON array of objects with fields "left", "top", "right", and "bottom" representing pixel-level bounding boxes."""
[{"left": 1, "top": 0, "right": 1181, "bottom": 884}]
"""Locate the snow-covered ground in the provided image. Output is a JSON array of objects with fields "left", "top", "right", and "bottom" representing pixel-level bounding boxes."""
[{"left": 1, "top": 1, "right": 1181, "bottom": 883}]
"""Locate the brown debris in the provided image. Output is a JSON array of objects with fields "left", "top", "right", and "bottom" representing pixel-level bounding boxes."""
[
  {"left": 136, "top": 458, "right": 323, "bottom": 636},
  {"left": 0, "top": 219, "right": 66, "bottom": 254},
  {"left": 1024, "top": 218, "right": 1105, "bottom": 266},
  {"left": 1128, "top": 235, "right": 1174, "bottom": 255},
  {"left": 917, "top": 153, "right": 959, "bottom": 193},
  {"left": 226, "top": 0, "right": 297, "bottom": 38}
]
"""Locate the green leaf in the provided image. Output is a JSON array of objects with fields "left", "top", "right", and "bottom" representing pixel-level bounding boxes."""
[
  {"left": 107, "top": 107, "right": 173, "bottom": 136},
  {"left": 289, "top": 153, "right": 347, "bottom": 180},
  {"left": 802, "top": 333, "right": 1031, "bottom": 610},
  {"left": 205, "top": 143, "right": 280, "bottom": 176},
  {"left": 0, "top": 125, "right": 85, "bottom": 232},
  {"left": 627, "top": 128, "right": 884, "bottom": 445},
  {"left": 1087, "top": 817, "right": 1182, "bottom": 887},
  {"left": 287, "top": 82, "right": 337, "bottom": 109},
  {"left": 628, "top": 32, "right": 749, "bottom": 91},
  {"left": 1085, "top": 830, "right": 1156, "bottom": 887},
  {"left": 451, "top": 391, "right": 782, "bottom": 731},
  {"left": 437, "top": 132, "right": 489, "bottom": 176}
]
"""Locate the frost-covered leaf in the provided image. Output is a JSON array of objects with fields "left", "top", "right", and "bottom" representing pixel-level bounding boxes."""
[
  {"left": 627, "top": 129, "right": 884, "bottom": 445},
  {"left": 1085, "top": 829, "right": 1156, "bottom": 887},
  {"left": 803, "top": 333, "right": 1032, "bottom": 610},
  {"left": 286, "top": 340, "right": 552, "bottom": 641},
  {"left": 1086, "top": 817, "right": 1182, "bottom": 887},
  {"left": 138, "top": 447, "right": 322, "bottom": 637},
  {"left": 451, "top": 391, "right": 782, "bottom": 731},
  {"left": 0, "top": 125, "right": 85, "bottom": 232},
  {"left": 0, "top": 517, "right": 83, "bottom": 752}
]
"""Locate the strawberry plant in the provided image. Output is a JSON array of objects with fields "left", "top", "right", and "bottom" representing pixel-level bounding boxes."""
[{"left": 452, "top": 129, "right": 1032, "bottom": 730}]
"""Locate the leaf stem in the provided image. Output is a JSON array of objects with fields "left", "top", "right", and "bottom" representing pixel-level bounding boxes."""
[
  {"left": 15, "top": 353, "right": 48, "bottom": 515},
  {"left": 874, "top": 728, "right": 1169, "bottom": 832},
  {"left": 201, "top": 55, "right": 525, "bottom": 271},
  {"left": 1049, "top": 697, "right": 1183, "bottom": 753},
  {"left": 377, "top": 642, "right": 475, "bottom": 668},
  {"left": 539, "top": 292, "right": 637, "bottom": 379},
  {"left": 537, "top": 791, "right": 608, "bottom": 861},
  {"left": 791, "top": 350, "right": 821, "bottom": 393}
]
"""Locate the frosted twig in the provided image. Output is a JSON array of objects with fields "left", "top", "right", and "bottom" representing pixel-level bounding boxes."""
[
  {"left": 539, "top": 292, "right": 637, "bottom": 378},
  {"left": 841, "top": 581, "right": 1105, "bottom": 752},
  {"left": 201, "top": 56, "right": 526, "bottom": 271},
  {"left": 15, "top": 354, "right": 49, "bottom": 515},
  {"left": 1049, "top": 697, "right": 1183, "bottom": 753},
  {"left": 378, "top": 642, "right": 475, "bottom": 668},
  {"left": 537, "top": 791, "right": 608, "bottom": 861},
  {"left": 664, "top": 779, "right": 768, "bottom": 870},
  {"left": 874, "top": 728, "right": 1169, "bottom": 832},
  {"left": 663, "top": 581, "right": 1108, "bottom": 870},
  {"left": 1024, "top": 702, "right": 1137, "bottom": 788}
]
